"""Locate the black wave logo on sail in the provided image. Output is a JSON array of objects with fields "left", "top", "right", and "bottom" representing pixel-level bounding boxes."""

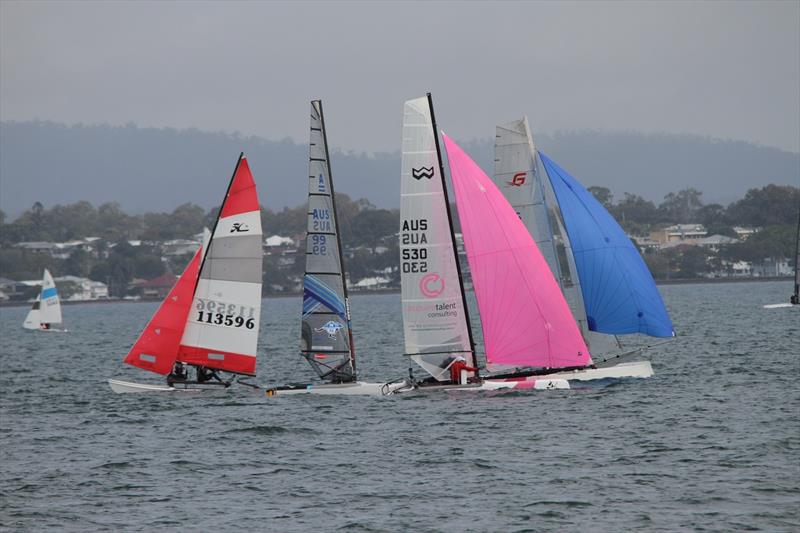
[
  {"left": 230, "top": 223, "right": 250, "bottom": 233},
  {"left": 412, "top": 167, "right": 435, "bottom": 180}
]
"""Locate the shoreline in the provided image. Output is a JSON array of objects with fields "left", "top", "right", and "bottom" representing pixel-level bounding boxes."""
[{"left": 0, "top": 276, "right": 793, "bottom": 308}]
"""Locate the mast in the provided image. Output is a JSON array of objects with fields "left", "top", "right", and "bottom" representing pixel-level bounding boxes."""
[
  {"left": 427, "top": 92, "right": 478, "bottom": 370},
  {"left": 793, "top": 209, "right": 800, "bottom": 303},
  {"left": 316, "top": 100, "right": 357, "bottom": 377}
]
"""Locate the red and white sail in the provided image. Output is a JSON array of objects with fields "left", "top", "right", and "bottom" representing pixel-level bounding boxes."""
[
  {"left": 123, "top": 246, "right": 203, "bottom": 374},
  {"left": 178, "top": 155, "right": 263, "bottom": 376}
]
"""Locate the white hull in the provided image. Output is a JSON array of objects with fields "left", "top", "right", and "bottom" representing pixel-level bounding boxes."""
[
  {"left": 108, "top": 379, "right": 207, "bottom": 394},
  {"left": 266, "top": 381, "right": 407, "bottom": 397},
  {"left": 386, "top": 377, "right": 570, "bottom": 395},
  {"left": 763, "top": 303, "right": 796, "bottom": 309},
  {"left": 510, "top": 360, "right": 654, "bottom": 382}
]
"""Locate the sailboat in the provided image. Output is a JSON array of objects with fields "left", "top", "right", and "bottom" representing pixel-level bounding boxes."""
[
  {"left": 22, "top": 269, "right": 65, "bottom": 332},
  {"left": 764, "top": 209, "right": 800, "bottom": 308},
  {"left": 394, "top": 94, "right": 569, "bottom": 393},
  {"left": 264, "top": 100, "right": 404, "bottom": 396},
  {"left": 491, "top": 118, "right": 673, "bottom": 375},
  {"left": 108, "top": 153, "right": 263, "bottom": 393}
]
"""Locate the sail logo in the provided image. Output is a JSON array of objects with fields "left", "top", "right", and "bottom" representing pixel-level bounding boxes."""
[
  {"left": 419, "top": 272, "right": 445, "bottom": 298},
  {"left": 412, "top": 167, "right": 434, "bottom": 180},
  {"left": 230, "top": 223, "right": 250, "bottom": 233},
  {"left": 318, "top": 174, "right": 326, "bottom": 193},
  {"left": 507, "top": 172, "right": 526, "bottom": 187},
  {"left": 315, "top": 321, "right": 345, "bottom": 339}
]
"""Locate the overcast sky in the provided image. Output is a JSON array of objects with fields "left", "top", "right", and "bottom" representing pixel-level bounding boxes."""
[{"left": 2, "top": 0, "right": 798, "bottom": 154}]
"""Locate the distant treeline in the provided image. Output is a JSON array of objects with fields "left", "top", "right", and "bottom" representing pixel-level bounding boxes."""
[{"left": 0, "top": 184, "right": 797, "bottom": 288}]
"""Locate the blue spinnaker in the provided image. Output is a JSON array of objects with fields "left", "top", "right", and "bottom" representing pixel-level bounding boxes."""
[{"left": 540, "top": 153, "right": 674, "bottom": 338}]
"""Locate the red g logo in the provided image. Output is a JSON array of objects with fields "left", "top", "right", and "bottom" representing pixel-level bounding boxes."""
[
  {"left": 420, "top": 273, "right": 445, "bottom": 298},
  {"left": 508, "top": 172, "right": 526, "bottom": 187}
]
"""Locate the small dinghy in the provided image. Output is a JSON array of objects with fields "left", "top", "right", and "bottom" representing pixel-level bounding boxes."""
[
  {"left": 109, "top": 153, "right": 264, "bottom": 393},
  {"left": 23, "top": 269, "right": 66, "bottom": 332}
]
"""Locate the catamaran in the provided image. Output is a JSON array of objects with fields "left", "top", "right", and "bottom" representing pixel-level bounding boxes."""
[
  {"left": 764, "top": 209, "right": 800, "bottom": 309},
  {"left": 265, "top": 100, "right": 405, "bottom": 396},
  {"left": 490, "top": 118, "right": 674, "bottom": 376},
  {"left": 109, "top": 153, "right": 263, "bottom": 393},
  {"left": 392, "top": 94, "right": 570, "bottom": 393},
  {"left": 22, "top": 269, "right": 65, "bottom": 332}
]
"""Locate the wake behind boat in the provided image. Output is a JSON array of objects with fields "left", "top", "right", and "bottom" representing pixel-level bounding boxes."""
[{"left": 108, "top": 153, "right": 264, "bottom": 393}]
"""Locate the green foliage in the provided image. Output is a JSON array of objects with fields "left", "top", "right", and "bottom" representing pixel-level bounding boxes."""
[
  {"left": 587, "top": 186, "right": 613, "bottom": 209},
  {"left": 723, "top": 225, "right": 796, "bottom": 262},
  {"left": 658, "top": 188, "right": 703, "bottom": 224},
  {"left": 726, "top": 185, "right": 800, "bottom": 227}
]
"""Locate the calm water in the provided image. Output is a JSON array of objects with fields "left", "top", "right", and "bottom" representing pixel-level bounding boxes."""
[{"left": 1, "top": 281, "right": 798, "bottom": 532}]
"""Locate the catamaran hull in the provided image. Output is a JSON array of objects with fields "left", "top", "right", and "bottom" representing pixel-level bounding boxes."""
[
  {"left": 763, "top": 303, "right": 797, "bottom": 309},
  {"left": 266, "top": 381, "right": 408, "bottom": 397},
  {"left": 488, "top": 360, "right": 654, "bottom": 384},
  {"left": 386, "top": 378, "right": 570, "bottom": 395},
  {"left": 108, "top": 379, "right": 212, "bottom": 394}
]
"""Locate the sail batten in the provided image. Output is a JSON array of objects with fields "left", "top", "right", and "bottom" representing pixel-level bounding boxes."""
[
  {"left": 540, "top": 153, "right": 674, "bottom": 338},
  {"left": 399, "top": 96, "right": 474, "bottom": 380},
  {"left": 300, "top": 100, "right": 355, "bottom": 382},
  {"left": 443, "top": 134, "right": 591, "bottom": 370}
]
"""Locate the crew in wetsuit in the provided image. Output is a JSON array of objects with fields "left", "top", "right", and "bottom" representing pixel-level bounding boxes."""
[
  {"left": 167, "top": 362, "right": 188, "bottom": 386},
  {"left": 447, "top": 355, "right": 478, "bottom": 384},
  {"left": 196, "top": 366, "right": 214, "bottom": 383}
]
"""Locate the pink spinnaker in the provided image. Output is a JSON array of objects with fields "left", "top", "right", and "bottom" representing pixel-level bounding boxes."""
[{"left": 442, "top": 133, "right": 592, "bottom": 369}]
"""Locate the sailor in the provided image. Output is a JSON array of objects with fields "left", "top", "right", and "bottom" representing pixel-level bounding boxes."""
[
  {"left": 196, "top": 366, "right": 213, "bottom": 383},
  {"left": 167, "top": 362, "right": 188, "bottom": 386},
  {"left": 447, "top": 355, "right": 478, "bottom": 384}
]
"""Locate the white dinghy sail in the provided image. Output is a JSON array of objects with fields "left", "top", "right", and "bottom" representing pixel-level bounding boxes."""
[{"left": 22, "top": 269, "right": 63, "bottom": 331}]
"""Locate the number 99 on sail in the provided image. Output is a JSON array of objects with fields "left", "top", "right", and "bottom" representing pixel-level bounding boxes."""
[{"left": 311, "top": 234, "right": 328, "bottom": 255}]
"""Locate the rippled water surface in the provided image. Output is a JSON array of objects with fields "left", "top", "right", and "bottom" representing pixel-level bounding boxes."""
[{"left": 1, "top": 281, "right": 798, "bottom": 531}]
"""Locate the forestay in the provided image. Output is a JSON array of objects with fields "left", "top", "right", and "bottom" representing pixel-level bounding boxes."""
[
  {"left": 443, "top": 134, "right": 592, "bottom": 370},
  {"left": 179, "top": 155, "right": 263, "bottom": 375},
  {"left": 301, "top": 100, "right": 355, "bottom": 382},
  {"left": 540, "top": 153, "right": 674, "bottom": 338},
  {"left": 400, "top": 96, "right": 474, "bottom": 380}
]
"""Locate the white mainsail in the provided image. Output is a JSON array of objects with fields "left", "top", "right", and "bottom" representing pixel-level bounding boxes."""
[
  {"left": 400, "top": 95, "right": 474, "bottom": 380},
  {"left": 493, "top": 119, "right": 620, "bottom": 358},
  {"left": 39, "top": 269, "right": 62, "bottom": 325},
  {"left": 301, "top": 100, "right": 356, "bottom": 382}
]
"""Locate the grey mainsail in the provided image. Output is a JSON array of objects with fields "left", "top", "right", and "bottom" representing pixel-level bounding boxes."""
[{"left": 301, "top": 100, "right": 356, "bottom": 382}]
